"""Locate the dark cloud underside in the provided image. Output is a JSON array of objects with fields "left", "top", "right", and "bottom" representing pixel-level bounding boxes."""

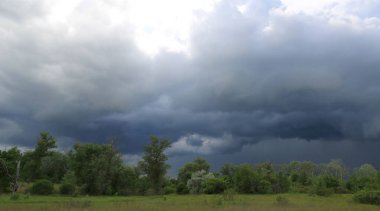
[{"left": 1, "top": 0, "right": 380, "bottom": 171}]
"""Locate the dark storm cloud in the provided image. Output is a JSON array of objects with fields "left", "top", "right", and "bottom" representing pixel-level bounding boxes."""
[{"left": 1, "top": 0, "right": 380, "bottom": 170}]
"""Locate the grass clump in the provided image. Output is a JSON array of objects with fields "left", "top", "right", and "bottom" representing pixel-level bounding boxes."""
[
  {"left": 222, "top": 188, "right": 236, "bottom": 201},
  {"left": 275, "top": 195, "right": 289, "bottom": 206},
  {"left": 9, "top": 194, "right": 20, "bottom": 201},
  {"left": 63, "top": 199, "right": 92, "bottom": 209}
]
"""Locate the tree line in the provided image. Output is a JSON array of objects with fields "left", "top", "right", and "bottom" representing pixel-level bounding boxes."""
[{"left": 1, "top": 132, "right": 380, "bottom": 197}]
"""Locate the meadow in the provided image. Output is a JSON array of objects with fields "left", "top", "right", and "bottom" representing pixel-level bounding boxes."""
[{"left": 0, "top": 194, "right": 379, "bottom": 211}]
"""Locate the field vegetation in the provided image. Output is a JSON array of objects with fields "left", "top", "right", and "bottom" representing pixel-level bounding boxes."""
[
  {"left": 1, "top": 132, "right": 380, "bottom": 210},
  {"left": 1, "top": 194, "right": 380, "bottom": 211}
]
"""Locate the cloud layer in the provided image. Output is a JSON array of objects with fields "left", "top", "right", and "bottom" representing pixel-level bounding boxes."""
[{"left": 1, "top": 0, "right": 380, "bottom": 170}]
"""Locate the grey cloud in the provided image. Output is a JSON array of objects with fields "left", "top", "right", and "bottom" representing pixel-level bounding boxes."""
[
  {"left": 0, "top": 0, "right": 380, "bottom": 171},
  {"left": 0, "top": 0, "right": 45, "bottom": 21},
  {"left": 168, "top": 133, "right": 237, "bottom": 155}
]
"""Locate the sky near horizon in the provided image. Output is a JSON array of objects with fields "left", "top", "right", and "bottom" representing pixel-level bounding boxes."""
[{"left": 1, "top": 0, "right": 380, "bottom": 173}]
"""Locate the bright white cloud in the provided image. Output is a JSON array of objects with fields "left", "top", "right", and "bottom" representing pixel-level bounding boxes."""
[
  {"left": 127, "top": 0, "right": 220, "bottom": 56},
  {"left": 279, "top": 0, "right": 380, "bottom": 29}
]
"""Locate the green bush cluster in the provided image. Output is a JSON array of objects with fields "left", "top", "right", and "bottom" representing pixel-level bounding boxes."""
[
  {"left": 353, "top": 190, "right": 380, "bottom": 205},
  {"left": 59, "top": 183, "right": 76, "bottom": 195},
  {"left": 1, "top": 132, "right": 380, "bottom": 201},
  {"left": 30, "top": 179, "right": 54, "bottom": 195}
]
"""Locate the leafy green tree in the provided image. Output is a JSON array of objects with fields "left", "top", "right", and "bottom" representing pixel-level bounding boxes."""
[
  {"left": 298, "top": 171, "right": 312, "bottom": 186},
  {"left": 186, "top": 170, "right": 213, "bottom": 194},
  {"left": 273, "top": 172, "right": 291, "bottom": 193},
  {"left": 311, "top": 176, "right": 334, "bottom": 196},
  {"left": 220, "top": 163, "right": 236, "bottom": 188},
  {"left": 134, "top": 176, "right": 150, "bottom": 195},
  {"left": 257, "top": 180, "right": 272, "bottom": 194},
  {"left": 34, "top": 132, "right": 57, "bottom": 158},
  {"left": 177, "top": 157, "right": 210, "bottom": 187},
  {"left": 40, "top": 151, "right": 68, "bottom": 183},
  {"left": 327, "top": 159, "right": 347, "bottom": 180},
  {"left": 22, "top": 132, "right": 57, "bottom": 181},
  {"left": 69, "top": 143, "right": 126, "bottom": 195},
  {"left": 0, "top": 147, "right": 22, "bottom": 193},
  {"left": 139, "top": 136, "right": 171, "bottom": 194},
  {"left": 347, "top": 164, "right": 379, "bottom": 192},
  {"left": 113, "top": 165, "right": 139, "bottom": 195},
  {"left": 320, "top": 174, "right": 340, "bottom": 189},
  {"left": 233, "top": 164, "right": 259, "bottom": 193},
  {"left": 203, "top": 177, "right": 226, "bottom": 194}
]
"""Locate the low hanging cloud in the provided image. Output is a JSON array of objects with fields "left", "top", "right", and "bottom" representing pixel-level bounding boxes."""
[
  {"left": 169, "top": 133, "right": 236, "bottom": 155},
  {"left": 0, "top": 0, "right": 380, "bottom": 170}
]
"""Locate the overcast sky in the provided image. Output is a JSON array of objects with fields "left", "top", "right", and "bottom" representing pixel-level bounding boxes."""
[{"left": 1, "top": 0, "right": 380, "bottom": 173}]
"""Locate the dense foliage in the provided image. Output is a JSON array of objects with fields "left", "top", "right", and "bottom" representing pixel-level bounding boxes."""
[
  {"left": 353, "top": 190, "right": 380, "bottom": 205},
  {"left": 30, "top": 179, "right": 54, "bottom": 195},
  {"left": 0, "top": 147, "right": 22, "bottom": 193},
  {"left": 1, "top": 131, "right": 380, "bottom": 207},
  {"left": 138, "top": 136, "right": 171, "bottom": 194}
]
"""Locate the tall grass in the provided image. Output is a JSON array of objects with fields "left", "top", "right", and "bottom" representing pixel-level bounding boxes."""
[{"left": 0, "top": 194, "right": 379, "bottom": 211}]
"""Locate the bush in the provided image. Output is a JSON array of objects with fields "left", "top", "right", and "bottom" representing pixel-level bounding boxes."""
[
  {"left": 257, "top": 180, "right": 272, "bottom": 194},
  {"left": 335, "top": 186, "right": 350, "bottom": 194},
  {"left": 273, "top": 173, "right": 291, "bottom": 193},
  {"left": 353, "top": 190, "right": 380, "bottom": 205},
  {"left": 176, "top": 183, "right": 189, "bottom": 194},
  {"left": 31, "top": 179, "right": 54, "bottom": 195},
  {"left": 313, "top": 187, "right": 334, "bottom": 196},
  {"left": 321, "top": 175, "right": 340, "bottom": 189},
  {"left": 59, "top": 183, "right": 76, "bottom": 195},
  {"left": 164, "top": 185, "right": 176, "bottom": 194},
  {"left": 310, "top": 175, "right": 336, "bottom": 196},
  {"left": 203, "top": 177, "right": 226, "bottom": 194}
]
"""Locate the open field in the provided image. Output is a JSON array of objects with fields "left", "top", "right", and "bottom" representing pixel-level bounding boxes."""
[{"left": 0, "top": 194, "right": 378, "bottom": 211}]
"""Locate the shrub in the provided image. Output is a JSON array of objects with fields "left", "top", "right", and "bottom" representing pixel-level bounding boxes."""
[
  {"left": 273, "top": 173, "right": 291, "bottom": 193},
  {"left": 321, "top": 175, "right": 340, "bottom": 189},
  {"left": 31, "top": 179, "right": 54, "bottom": 195},
  {"left": 353, "top": 190, "right": 380, "bottom": 205},
  {"left": 187, "top": 170, "right": 214, "bottom": 194},
  {"left": 203, "top": 177, "right": 226, "bottom": 194},
  {"left": 310, "top": 185, "right": 333, "bottom": 196},
  {"left": 59, "top": 183, "right": 76, "bottom": 195},
  {"left": 335, "top": 186, "right": 350, "bottom": 194},
  {"left": 164, "top": 185, "right": 176, "bottom": 194},
  {"left": 233, "top": 164, "right": 259, "bottom": 194},
  {"left": 310, "top": 175, "right": 336, "bottom": 196},
  {"left": 257, "top": 180, "right": 272, "bottom": 194},
  {"left": 176, "top": 183, "right": 189, "bottom": 194},
  {"left": 313, "top": 186, "right": 334, "bottom": 196}
]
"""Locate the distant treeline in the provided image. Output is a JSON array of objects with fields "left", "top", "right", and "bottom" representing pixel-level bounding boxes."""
[{"left": 1, "top": 132, "right": 379, "bottom": 197}]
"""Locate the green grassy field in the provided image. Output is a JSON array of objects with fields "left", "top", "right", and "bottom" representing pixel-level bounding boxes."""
[{"left": 0, "top": 194, "right": 378, "bottom": 211}]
